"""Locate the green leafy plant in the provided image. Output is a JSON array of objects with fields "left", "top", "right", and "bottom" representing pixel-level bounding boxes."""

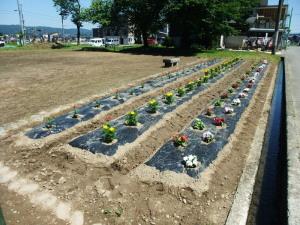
[
  {"left": 196, "top": 78, "right": 202, "bottom": 86},
  {"left": 185, "top": 81, "right": 195, "bottom": 92},
  {"left": 228, "top": 88, "right": 234, "bottom": 93},
  {"left": 202, "top": 76, "right": 209, "bottom": 83},
  {"left": 164, "top": 92, "right": 174, "bottom": 104},
  {"left": 125, "top": 111, "right": 138, "bottom": 126},
  {"left": 148, "top": 99, "right": 159, "bottom": 113},
  {"left": 177, "top": 87, "right": 186, "bottom": 97},
  {"left": 45, "top": 117, "right": 54, "bottom": 129},
  {"left": 101, "top": 123, "right": 116, "bottom": 143},
  {"left": 72, "top": 107, "right": 79, "bottom": 118},
  {"left": 214, "top": 99, "right": 223, "bottom": 107},
  {"left": 94, "top": 100, "right": 101, "bottom": 108},
  {"left": 192, "top": 118, "right": 205, "bottom": 130}
]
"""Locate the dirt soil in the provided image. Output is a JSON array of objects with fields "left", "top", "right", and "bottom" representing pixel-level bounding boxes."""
[
  {"left": 0, "top": 50, "right": 277, "bottom": 225},
  {"left": 0, "top": 50, "right": 197, "bottom": 125}
]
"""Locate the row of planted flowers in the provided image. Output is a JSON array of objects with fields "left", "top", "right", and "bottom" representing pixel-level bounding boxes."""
[
  {"left": 94, "top": 58, "right": 241, "bottom": 144},
  {"left": 145, "top": 60, "right": 268, "bottom": 177},
  {"left": 26, "top": 58, "right": 221, "bottom": 139},
  {"left": 69, "top": 58, "right": 243, "bottom": 156}
]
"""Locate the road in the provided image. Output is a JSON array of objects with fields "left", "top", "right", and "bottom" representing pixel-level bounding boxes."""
[{"left": 285, "top": 46, "right": 300, "bottom": 225}]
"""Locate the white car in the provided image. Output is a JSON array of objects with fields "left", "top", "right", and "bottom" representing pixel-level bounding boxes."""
[
  {"left": 0, "top": 41, "right": 5, "bottom": 47},
  {"left": 89, "top": 38, "right": 105, "bottom": 47}
]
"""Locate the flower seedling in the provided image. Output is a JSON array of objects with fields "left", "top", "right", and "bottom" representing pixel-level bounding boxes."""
[
  {"left": 164, "top": 92, "right": 174, "bottom": 104},
  {"left": 113, "top": 90, "right": 120, "bottom": 99},
  {"left": 196, "top": 78, "right": 202, "bottom": 87},
  {"left": 202, "top": 131, "right": 214, "bottom": 143},
  {"left": 182, "top": 155, "right": 198, "bottom": 168},
  {"left": 224, "top": 106, "right": 234, "bottom": 114},
  {"left": 125, "top": 111, "right": 138, "bottom": 126},
  {"left": 228, "top": 88, "right": 234, "bottom": 94},
  {"left": 232, "top": 98, "right": 241, "bottom": 106},
  {"left": 173, "top": 134, "right": 189, "bottom": 147},
  {"left": 192, "top": 118, "right": 205, "bottom": 130},
  {"left": 214, "top": 117, "right": 225, "bottom": 126},
  {"left": 148, "top": 99, "right": 159, "bottom": 113},
  {"left": 45, "top": 117, "right": 54, "bottom": 129},
  {"left": 204, "top": 69, "right": 209, "bottom": 76},
  {"left": 177, "top": 87, "right": 186, "bottom": 97},
  {"left": 185, "top": 81, "right": 195, "bottom": 92},
  {"left": 206, "top": 107, "right": 213, "bottom": 116},
  {"left": 243, "top": 88, "right": 250, "bottom": 93},
  {"left": 232, "top": 83, "right": 239, "bottom": 89},
  {"left": 239, "top": 92, "right": 247, "bottom": 98},
  {"left": 94, "top": 100, "right": 101, "bottom": 108},
  {"left": 214, "top": 99, "right": 223, "bottom": 107},
  {"left": 203, "top": 75, "right": 209, "bottom": 83},
  {"left": 129, "top": 89, "right": 135, "bottom": 95},
  {"left": 247, "top": 83, "right": 253, "bottom": 88},
  {"left": 141, "top": 83, "right": 145, "bottom": 88},
  {"left": 220, "top": 93, "right": 228, "bottom": 99},
  {"left": 72, "top": 107, "right": 79, "bottom": 119},
  {"left": 249, "top": 79, "right": 255, "bottom": 84},
  {"left": 102, "top": 123, "right": 116, "bottom": 143}
]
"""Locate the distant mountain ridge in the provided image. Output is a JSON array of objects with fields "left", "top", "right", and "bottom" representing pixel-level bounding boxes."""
[{"left": 0, "top": 24, "right": 92, "bottom": 36}]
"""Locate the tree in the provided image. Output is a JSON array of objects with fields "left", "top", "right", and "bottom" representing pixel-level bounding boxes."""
[
  {"left": 53, "top": 0, "right": 71, "bottom": 41},
  {"left": 53, "top": 0, "right": 83, "bottom": 45},
  {"left": 83, "top": 0, "right": 113, "bottom": 27},
  {"left": 115, "top": 0, "right": 168, "bottom": 47}
]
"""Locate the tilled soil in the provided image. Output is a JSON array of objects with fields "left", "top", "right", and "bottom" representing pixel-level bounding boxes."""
[
  {"left": 0, "top": 50, "right": 197, "bottom": 125},
  {"left": 0, "top": 56, "right": 277, "bottom": 225}
]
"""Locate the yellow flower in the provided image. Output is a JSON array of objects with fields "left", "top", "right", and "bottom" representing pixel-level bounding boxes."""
[
  {"left": 149, "top": 99, "right": 156, "bottom": 104},
  {"left": 166, "top": 92, "right": 173, "bottom": 97},
  {"left": 102, "top": 124, "right": 109, "bottom": 130},
  {"left": 109, "top": 127, "right": 116, "bottom": 132},
  {"left": 204, "top": 69, "right": 208, "bottom": 73},
  {"left": 130, "top": 111, "right": 136, "bottom": 115}
]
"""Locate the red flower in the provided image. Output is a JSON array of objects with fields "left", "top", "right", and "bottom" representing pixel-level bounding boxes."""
[
  {"left": 232, "top": 83, "right": 239, "bottom": 89},
  {"left": 104, "top": 115, "right": 113, "bottom": 122},
  {"left": 220, "top": 93, "right": 228, "bottom": 99},
  {"left": 247, "top": 83, "right": 253, "bottom": 88},
  {"left": 180, "top": 135, "right": 188, "bottom": 142},
  {"left": 214, "top": 117, "right": 225, "bottom": 126}
]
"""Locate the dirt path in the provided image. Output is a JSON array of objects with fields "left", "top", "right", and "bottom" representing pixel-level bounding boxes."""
[{"left": 0, "top": 50, "right": 197, "bottom": 125}]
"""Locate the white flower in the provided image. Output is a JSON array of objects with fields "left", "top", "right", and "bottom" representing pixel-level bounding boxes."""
[
  {"left": 232, "top": 98, "right": 241, "bottom": 105},
  {"left": 183, "top": 155, "right": 198, "bottom": 168},
  {"left": 202, "top": 131, "right": 214, "bottom": 143},
  {"left": 263, "top": 59, "right": 268, "bottom": 64},
  {"left": 239, "top": 92, "right": 247, "bottom": 98},
  {"left": 243, "top": 88, "right": 250, "bottom": 93},
  {"left": 224, "top": 106, "right": 234, "bottom": 114},
  {"left": 254, "top": 72, "right": 260, "bottom": 77}
]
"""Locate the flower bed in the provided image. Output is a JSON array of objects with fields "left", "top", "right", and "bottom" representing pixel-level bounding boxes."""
[
  {"left": 26, "top": 59, "right": 221, "bottom": 139},
  {"left": 145, "top": 61, "right": 268, "bottom": 178},
  {"left": 69, "top": 58, "right": 243, "bottom": 156}
]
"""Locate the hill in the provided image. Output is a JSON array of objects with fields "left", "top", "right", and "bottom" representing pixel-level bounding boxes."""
[{"left": 0, "top": 24, "right": 92, "bottom": 37}]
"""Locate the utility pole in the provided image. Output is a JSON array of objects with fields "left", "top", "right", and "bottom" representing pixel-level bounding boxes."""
[
  {"left": 16, "top": 0, "right": 25, "bottom": 46},
  {"left": 272, "top": 0, "right": 284, "bottom": 55}
]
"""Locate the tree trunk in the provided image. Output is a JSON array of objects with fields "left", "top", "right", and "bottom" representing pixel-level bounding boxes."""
[
  {"left": 142, "top": 31, "right": 148, "bottom": 47},
  {"left": 61, "top": 16, "right": 64, "bottom": 42},
  {"left": 77, "top": 24, "right": 80, "bottom": 45}
]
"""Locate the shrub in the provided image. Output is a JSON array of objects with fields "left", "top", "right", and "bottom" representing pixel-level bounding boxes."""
[
  {"left": 192, "top": 118, "right": 205, "bottom": 130},
  {"left": 148, "top": 99, "right": 159, "bottom": 113},
  {"left": 102, "top": 123, "right": 116, "bottom": 143},
  {"left": 125, "top": 111, "right": 138, "bottom": 126}
]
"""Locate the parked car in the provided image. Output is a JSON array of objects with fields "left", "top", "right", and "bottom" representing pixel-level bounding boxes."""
[
  {"left": 89, "top": 38, "right": 105, "bottom": 47},
  {"left": 147, "top": 37, "right": 157, "bottom": 46},
  {"left": 105, "top": 37, "right": 120, "bottom": 46}
]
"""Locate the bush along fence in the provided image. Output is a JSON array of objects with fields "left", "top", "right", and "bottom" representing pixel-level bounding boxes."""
[
  {"left": 69, "top": 58, "right": 242, "bottom": 156},
  {"left": 26, "top": 59, "right": 221, "bottom": 139},
  {"left": 145, "top": 60, "right": 268, "bottom": 178}
]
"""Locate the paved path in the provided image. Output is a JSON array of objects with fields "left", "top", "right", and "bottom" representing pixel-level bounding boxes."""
[{"left": 285, "top": 46, "right": 300, "bottom": 225}]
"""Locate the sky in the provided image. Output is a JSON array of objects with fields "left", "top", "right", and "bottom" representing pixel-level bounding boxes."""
[{"left": 0, "top": 0, "right": 300, "bottom": 33}]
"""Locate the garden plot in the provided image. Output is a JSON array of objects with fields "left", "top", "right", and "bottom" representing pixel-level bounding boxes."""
[
  {"left": 26, "top": 59, "right": 220, "bottom": 139},
  {"left": 145, "top": 61, "right": 268, "bottom": 178},
  {"left": 69, "top": 58, "right": 242, "bottom": 156}
]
